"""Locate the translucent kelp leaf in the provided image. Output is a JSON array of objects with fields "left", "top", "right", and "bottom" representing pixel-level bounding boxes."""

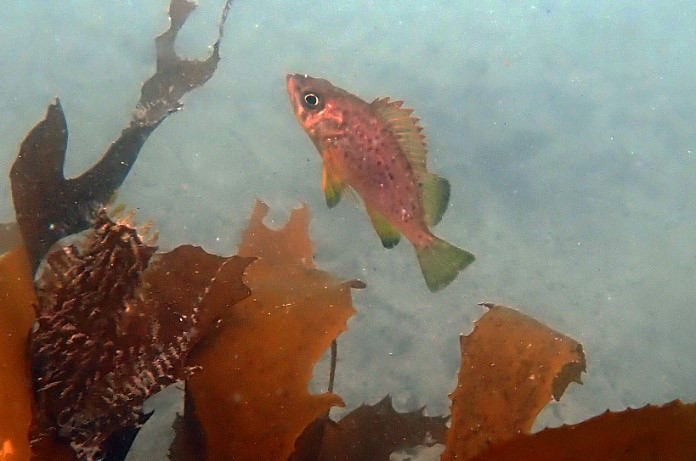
[
  {"left": 0, "top": 245, "right": 37, "bottom": 461},
  {"left": 237, "top": 200, "right": 315, "bottom": 267},
  {"left": 142, "top": 245, "right": 225, "bottom": 311},
  {"left": 9, "top": 0, "right": 234, "bottom": 272},
  {"left": 185, "top": 201, "right": 357, "bottom": 460},
  {"left": 470, "top": 400, "right": 696, "bottom": 460},
  {"left": 134, "top": 0, "right": 233, "bottom": 126},
  {"left": 441, "top": 303, "right": 586, "bottom": 461},
  {"left": 290, "top": 395, "right": 448, "bottom": 461},
  {"left": 138, "top": 245, "right": 252, "bottom": 348}
]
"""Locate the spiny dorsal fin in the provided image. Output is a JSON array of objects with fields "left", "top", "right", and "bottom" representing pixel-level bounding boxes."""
[
  {"left": 370, "top": 97, "right": 428, "bottom": 176},
  {"left": 370, "top": 97, "right": 451, "bottom": 226}
]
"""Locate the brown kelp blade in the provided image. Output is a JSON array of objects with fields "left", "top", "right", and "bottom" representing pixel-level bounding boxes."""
[
  {"left": 184, "top": 201, "right": 358, "bottom": 461},
  {"left": 139, "top": 244, "right": 252, "bottom": 348},
  {"left": 442, "top": 303, "right": 586, "bottom": 461},
  {"left": 290, "top": 395, "right": 448, "bottom": 461},
  {"left": 469, "top": 400, "right": 696, "bottom": 460},
  {"left": 10, "top": 0, "right": 234, "bottom": 272},
  {"left": 134, "top": 0, "right": 233, "bottom": 126}
]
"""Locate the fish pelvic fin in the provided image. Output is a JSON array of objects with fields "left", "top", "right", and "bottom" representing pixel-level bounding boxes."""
[
  {"left": 421, "top": 172, "right": 450, "bottom": 227},
  {"left": 367, "top": 208, "right": 401, "bottom": 248},
  {"left": 322, "top": 165, "right": 345, "bottom": 208},
  {"left": 415, "top": 237, "right": 474, "bottom": 292}
]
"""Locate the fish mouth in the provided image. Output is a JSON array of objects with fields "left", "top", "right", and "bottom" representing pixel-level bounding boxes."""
[
  {"left": 286, "top": 73, "right": 306, "bottom": 96},
  {"left": 286, "top": 73, "right": 297, "bottom": 95},
  {"left": 286, "top": 74, "right": 309, "bottom": 115},
  {"left": 286, "top": 74, "right": 305, "bottom": 121}
]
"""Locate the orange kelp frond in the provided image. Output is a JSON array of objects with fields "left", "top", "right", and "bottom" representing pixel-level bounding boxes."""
[
  {"left": 237, "top": 200, "right": 315, "bottom": 267},
  {"left": 470, "top": 401, "right": 696, "bottom": 460},
  {"left": 0, "top": 245, "right": 37, "bottom": 461},
  {"left": 442, "top": 303, "right": 586, "bottom": 460},
  {"left": 185, "top": 200, "right": 360, "bottom": 461}
]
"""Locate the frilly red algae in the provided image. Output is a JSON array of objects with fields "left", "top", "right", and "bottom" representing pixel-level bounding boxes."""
[
  {"left": 30, "top": 212, "right": 179, "bottom": 460},
  {"left": 28, "top": 208, "right": 259, "bottom": 461},
  {"left": 28, "top": 212, "right": 253, "bottom": 461}
]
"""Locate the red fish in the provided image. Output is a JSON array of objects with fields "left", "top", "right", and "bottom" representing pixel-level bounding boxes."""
[{"left": 286, "top": 74, "right": 474, "bottom": 291}]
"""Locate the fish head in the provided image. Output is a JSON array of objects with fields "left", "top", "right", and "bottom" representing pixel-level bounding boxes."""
[{"left": 286, "top": 74, "right": 353, "bottom": 146}]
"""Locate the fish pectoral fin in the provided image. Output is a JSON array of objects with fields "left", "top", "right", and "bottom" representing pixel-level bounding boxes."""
[
  {"left": 421, "top": 172, "right": 451, "bottom": 227},
  {"left": 322, "top": 166, "right": 345, "bottom": 208},
  {"left": 367, "top": 208, "right": 401, "bottom": 248}
]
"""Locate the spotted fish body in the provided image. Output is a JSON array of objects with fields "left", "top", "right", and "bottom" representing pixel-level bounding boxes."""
[{"left": 286, "top": 74, "right": 474, "bottom": 291}]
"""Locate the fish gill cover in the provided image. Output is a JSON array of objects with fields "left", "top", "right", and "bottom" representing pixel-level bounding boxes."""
[{"left": 0, "top": 1, "right": 695, "bottom": 461}]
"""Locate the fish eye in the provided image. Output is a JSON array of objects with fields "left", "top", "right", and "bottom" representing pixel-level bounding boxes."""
[{"left": 302, "top": 92, "right": 322, "bottom": 109}]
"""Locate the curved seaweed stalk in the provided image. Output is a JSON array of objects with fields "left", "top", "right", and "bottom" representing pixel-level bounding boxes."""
[{"left": 9, "top": 0, "right": 234, "bottom": 272}]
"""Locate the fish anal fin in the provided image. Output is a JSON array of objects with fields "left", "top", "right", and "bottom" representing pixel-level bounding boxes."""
[
  {"left": 322, "top": 166, "right": 345, "bottom": 208},
  {"left": 370, "top": 97, "right": 428, "bottom": 175},
  {"left": 421, "top": 172, "right": 451, "bottom": 227},
  {"left": 366, "top": 208, "right": 401, "bottom": 248}
]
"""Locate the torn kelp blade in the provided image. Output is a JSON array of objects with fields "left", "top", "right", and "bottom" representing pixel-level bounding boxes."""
[
  {"left": 10, "top": 0, "right": 234, "bottom": 273},
  {"left": 289, "top": 395, "right": 448, "bottom": 461},
  {"left": 181, "top": 201, "right": 359, "bottom": 461},
  {"left": 469, "top": 400, "right": 696, "bottom": 460},
  {"left": 442, "top": 303, "right": 586, "bottom": 461}
]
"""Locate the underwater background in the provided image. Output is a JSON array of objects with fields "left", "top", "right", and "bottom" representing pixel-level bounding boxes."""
[{"left": 1, "top": 0, "right": 695, "bottom": 457}]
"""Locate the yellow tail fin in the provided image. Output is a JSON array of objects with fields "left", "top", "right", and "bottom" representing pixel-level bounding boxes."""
[{"left": 415, "top": 237, "right": 474, "bottom": 292}]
